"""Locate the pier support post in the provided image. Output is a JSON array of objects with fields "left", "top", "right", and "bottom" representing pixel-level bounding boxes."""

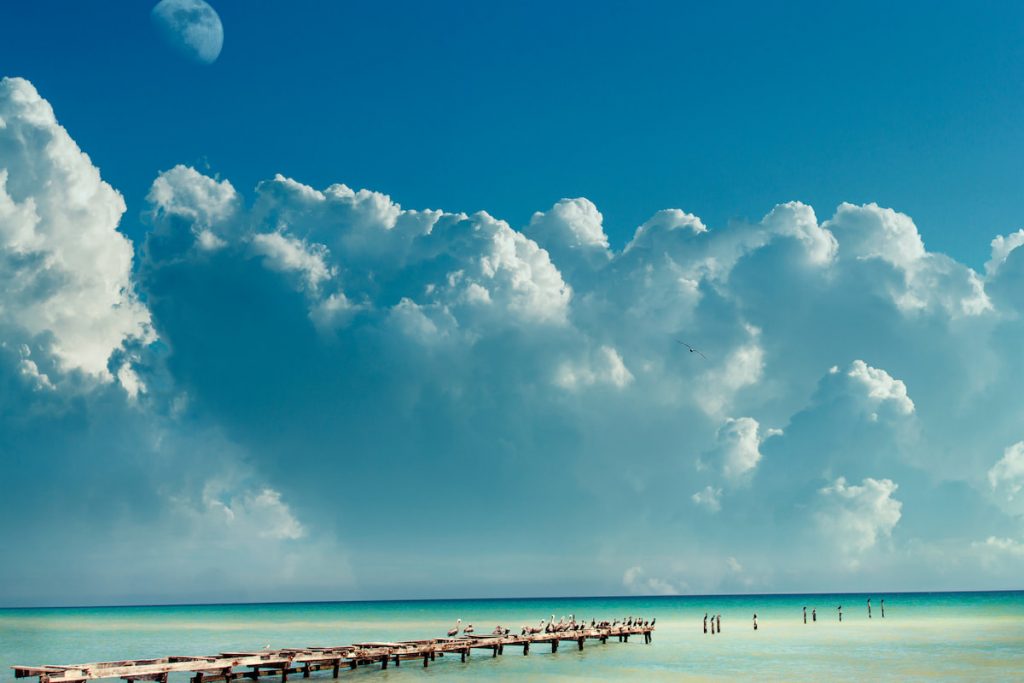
[{"left": 13, "top": 618, "right": 653, "bottom": 683}]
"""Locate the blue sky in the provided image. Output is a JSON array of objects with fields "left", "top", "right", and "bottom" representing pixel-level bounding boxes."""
[
  {"left": 4, "top": 1, "right": 1023, "bottom": 265},
  {"left": 1, "top": 1, "right": 1023, "bottom": 606}
]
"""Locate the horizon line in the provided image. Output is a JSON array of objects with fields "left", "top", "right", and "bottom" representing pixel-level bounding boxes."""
[{"left": 3, "top": 587, "right": 1022, "bottom": 611}]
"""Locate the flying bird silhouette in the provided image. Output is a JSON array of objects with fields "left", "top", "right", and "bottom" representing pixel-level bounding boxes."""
[{"left": 675, "top": 339, "right": 708, "bottom": 360}]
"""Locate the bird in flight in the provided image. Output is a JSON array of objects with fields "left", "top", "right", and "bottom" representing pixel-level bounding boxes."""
[{"left": 675, "top": 339, "right": 708, "bottom": 360}]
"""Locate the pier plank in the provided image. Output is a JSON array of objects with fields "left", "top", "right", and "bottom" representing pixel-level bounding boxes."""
[{"left": 12, "top": 621, "right": 654, "bottom": 682}]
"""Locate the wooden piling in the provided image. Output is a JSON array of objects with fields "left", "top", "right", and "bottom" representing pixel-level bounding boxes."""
[{"left": 11, "top": 621, "right": 654, "bottom": 682}]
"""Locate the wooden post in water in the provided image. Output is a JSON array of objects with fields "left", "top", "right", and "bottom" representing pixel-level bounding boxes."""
[{"left": 10, "top": 617, "right": 655, "bottom": 683}]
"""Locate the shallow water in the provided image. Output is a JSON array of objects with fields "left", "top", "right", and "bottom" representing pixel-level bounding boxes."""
[{"left": 2, "top": 592, "right": 1022, "bottom": 681}]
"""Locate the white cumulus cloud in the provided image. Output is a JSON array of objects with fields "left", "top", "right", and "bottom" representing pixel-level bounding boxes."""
[
  {"left": 196, "top": 484, "right": 306, "bottom": 541},
  {"left": 622, "top": 565, "right": 682, "bottom": 596},
  {"left": 250, "top": 230, "right": 335, "bottom": 291},
  {"left": 988, "top": 441, "right": 1024, "bottom": 499},
  {"left": 692, "top": 485, "right": 723, "bottom": 512},
  {"left": 11, "top": 77, "right": 1024, "bottom": 600},
  {"left": 817, "top": 477, "right": 902, "bottom": 561},
  {"left": 147, "top": 163, "right": 238, "bottom": 248},
  {"left": 985, "top": 229, "right": 1024, "bottom": 277},
  {"left": 526, "top": 197, "right": 611, "bottom": 275},
  {"left": 0, "top": 77, "right": 153, "bottom": 381},
  {"left": 847, "top": 359, "right": 915, "bottom": 416},
  {"left": 706, "top": 416, "right": 777, "bottom": 482},
  {"left": 555, "top": 345, "right": 633, "bottom": 391}
]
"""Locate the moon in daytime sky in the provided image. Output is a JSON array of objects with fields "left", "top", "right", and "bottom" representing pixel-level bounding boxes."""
[{"left": 151, "top": 0, "right": 224, "bottom": 65}]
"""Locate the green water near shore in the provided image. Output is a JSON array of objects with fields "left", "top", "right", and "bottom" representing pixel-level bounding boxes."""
[{"left": 3, "top": 592, "right": 1022, "bottom": 681}]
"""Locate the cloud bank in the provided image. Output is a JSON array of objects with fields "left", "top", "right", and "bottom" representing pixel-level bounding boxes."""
[{"left": 2, "top": 77, "right": 1024, "bottom": 604}]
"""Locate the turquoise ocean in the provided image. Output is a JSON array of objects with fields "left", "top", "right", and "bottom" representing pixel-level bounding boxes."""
[{"left": 3, "top": 592, "right": 1023, "bottom": 681}]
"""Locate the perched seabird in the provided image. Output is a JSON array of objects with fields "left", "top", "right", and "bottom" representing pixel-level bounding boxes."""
[
  {"left": 463, "top": 623, "right": 475, "bottom": 635},
  {"left": 676, "top": 339, "right": 708, "bottom": 359},
  {"left": 447, "top": 618, "right": 462, "bottom": 637}
]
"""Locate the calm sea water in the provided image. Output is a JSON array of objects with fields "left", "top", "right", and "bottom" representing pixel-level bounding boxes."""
[{"left": 2, "top": 592, "right": 1023, "bottom": 681}]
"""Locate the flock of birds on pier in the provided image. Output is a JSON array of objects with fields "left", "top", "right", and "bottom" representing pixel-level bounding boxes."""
[{"left": 444, "top": 615, "right": 654, "bottom": 638}]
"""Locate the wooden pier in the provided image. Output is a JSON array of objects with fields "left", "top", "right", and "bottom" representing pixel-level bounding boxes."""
[{"left": 12, "top": 621, "right": 654, "bottom": 681}]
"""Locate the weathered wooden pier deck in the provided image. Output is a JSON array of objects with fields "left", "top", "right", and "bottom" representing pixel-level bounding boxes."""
[{"left": 12, "top": 621, "right": 654, "bottom": 682}]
